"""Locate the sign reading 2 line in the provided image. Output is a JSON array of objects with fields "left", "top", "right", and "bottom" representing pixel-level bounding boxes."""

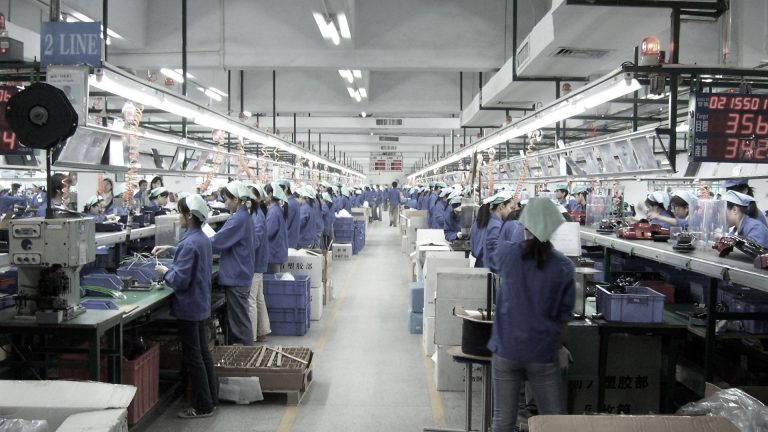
[{"left": 40, "top": 21, "right": 102, "bottom": 68}]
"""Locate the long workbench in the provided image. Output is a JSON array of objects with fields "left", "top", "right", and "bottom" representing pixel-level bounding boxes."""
[{"left": 580, "top": 227, "right": 768, "bottom": 389}]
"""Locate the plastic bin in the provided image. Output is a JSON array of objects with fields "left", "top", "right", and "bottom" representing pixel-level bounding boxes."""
[
  {"left": 124, "top": 343, "right": 160, "bottom": 425},
  {"left": 270, "top": 320, "right": 309, "bottom": 336},
  {"left": 410, "top": 282, "right": 424, "bottom": 312},
  {"left": 80, "top": 299, "right": 119, "bottom": 310},
  {"left": 334, "top": 227, "right": 354, "bottom": 243},
  {"left": 730, "top": 297, "right": 768, "bottom": 334},
  {"left": 596, "top": 286, "right": 665, "bottom": 323},
  {"left": 267, "top": 307, "right": 309, "bottom": 323},
  {"left": 409, "top": 309, "right": 423, "bottom": 334},
  {"left": 263, "top": 274, "right": 310, "bottom": 308}
]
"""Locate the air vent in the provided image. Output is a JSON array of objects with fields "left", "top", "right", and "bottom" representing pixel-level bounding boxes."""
[
  {"left": 550, "top": 47, "right": 612, "bottom": 59},
  {"left": 375, "top": 118, "right": 403, "bottom": 126},
  {"left": 380, "top": 145, "right": 398, "bottom": 151},
  {"left": 378, "top": 136, "right": 399, "bottom": 142},
  {"left": 517, "top": 41, "right": 530, "bottom": 68}
]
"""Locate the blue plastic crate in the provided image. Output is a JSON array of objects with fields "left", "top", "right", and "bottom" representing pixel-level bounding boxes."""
[
  {"left": 81, "top": 299, "right": 119, "bottom": 310},
  {"left": 267, "top": 307, "right": 310, "bottom": 324},
  {"left": 730, "top": 297, "right": 768, "bottom": 334},
  {"left": 334, "top": 227, "right": 354, "bottom": 243},
  {"left": 0, "top": 293, "right": 14, "bottom": 310},
  {"left": 264, "top": 274, "right": 310, "bottom": 308},
  {"left": 410, "top": 282, "right": 424, "bottom": 312},
  {"left": 271, "top": 320, "right": 309, "bottom": 336},
  {"left": 333, "top": 218, "right": 354, "bottom": 230},
  {"left": 596, "top": 286, "right": 665, "bottom": 323},
  {"left": 81, "top": 273, "right": 124, "bottom": 291},
  {"left": 408, "top": 309, "right": 423, "bottom": 334}
]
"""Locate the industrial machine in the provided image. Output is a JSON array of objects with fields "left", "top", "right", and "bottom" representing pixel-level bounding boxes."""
[{"left": 10, "top": 218, "right": 95, "bottom": 322}]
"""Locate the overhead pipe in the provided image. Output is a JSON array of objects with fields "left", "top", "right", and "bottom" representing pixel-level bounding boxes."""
[
  {"left": 101, "top": 0, "right": 107, "bottom": 61},
  {"left": 181, "top": 0, "right": 188, "bottom": 138}
]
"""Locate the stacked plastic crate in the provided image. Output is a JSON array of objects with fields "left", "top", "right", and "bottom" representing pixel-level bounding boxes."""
[
  {"left": 333, "top": 217, "right": 354, "bottom": 243},
  {"left": 352, "top": 220, "right": 366, "bottom": 254},
  {"left": 408, "top": 281, "right": 424, "bottom": 334},
  {"left": 264, "top": 274, "right": 311, "bottom": 336}
]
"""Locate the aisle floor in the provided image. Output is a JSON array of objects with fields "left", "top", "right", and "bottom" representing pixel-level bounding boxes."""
[{"left": 145, "top": 212, "right": 485, "bottom": 432}]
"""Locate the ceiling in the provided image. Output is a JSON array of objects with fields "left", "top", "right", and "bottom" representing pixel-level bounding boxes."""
[{"left": 7, "top": 0, "right": 768, "bottom": 175}]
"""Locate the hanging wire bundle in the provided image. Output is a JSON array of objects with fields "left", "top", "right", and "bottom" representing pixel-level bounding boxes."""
[
  {"left": 122, "top": 102, "right": 144, "bottom": 206},
  {"left": 199, "top": 129, "right": 226, "bottom": 193},
  {"left": 514, "top": 130, "right": 540, "bottom": 201},
  {"left": 236, "top": 136, "right": 257, "bottom": 182}
]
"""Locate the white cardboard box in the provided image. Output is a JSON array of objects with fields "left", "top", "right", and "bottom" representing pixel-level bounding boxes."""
[
  {"left": 278, "top": 249, "right": 324, "bottom": 288},
  {"left": 417, "top": 229, "right": 448, "bottom": 245},
  {"left": 435, "top": 268, "right": 490, "bottom": 299},
  {"left": 424, "top": 254, "right": 470, "bottom": 317},
  {"left": 434, "top": 345, "right": 484, "bottom": 392},
  {"left": 57, "top": 409, "right": 128, "bottom": 432},
  {"left": 310, "top": 286, "right": 323, "bottom": 321},
  {"left": 435, "top": 297, "right": 489, "bottom": 346},
  {"left": 423, "top": 315, "right": 435, "bottom": 357},
  {"left": 332, "top": 243, "right": 352, "bottom": 261},
  {"left": 0, "top": 380, "right": 135, "bottom": 431}
]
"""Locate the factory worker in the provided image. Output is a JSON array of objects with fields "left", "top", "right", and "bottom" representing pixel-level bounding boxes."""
[
  {"left": 246, "top": 184, "right": 271, "bottom": 344},
  {"left": 298, "top": 186, "right": 319, "bottom": 249},
  {"left": 405, "top": 188, "right": 418, "bottom": 209},
  {"left": 443, "top": 194, "right": 464, "bottom": 242},
  {"left": 35, "top": 173, "right": 68, "bottom": 218},
  {"left": 146, "top": 187, "right": 170, "bottom": 215},
  {"left": 83, "top": 195, "right": 106, "bottom": 222},
  {"left": 482, "top": 191, "right": 516, "bottom": 273},
  {"left": 133, "top": 179, "right": 149, "bottom": 208},
  {"left": 499, "top": 207, "right": 526, "bottom": 244},
  {"left": 431, "top": 188, "right": 451, "bottom": 229},
  {"left": 553, "top": 184, "right": 573, "bottom": 210},
  {"left": 30, "top": 181, "right": 46, "bottom": 209},
  {"left": 212, "top": 182, "right": 256, "bottom": 346},
  {"left": 150, "top": 176, "right": 164, "bottom": 190},
  {"left": 100, "top": 178, "right": 115, "bottom": 214},
  {"left": 725, "top": 191, "right": 768, "bottom": 249},
  {"left": 107, "top": 183, "right": 128, "bottom": 216},
  {"left": 322, "top": 192, "right": 336, "bottom": 249},
  {"left": 650, "top": 191, "right": 697, "bottom": 230},
  {"left": 340, "top": 186, "right": 353, "bottom": 213},
  {"left": 152, "top": 195, "right": 216, "bottom": 419},
  {"left": 724, "top": 179, "right": 768, "bottom": 227},
  {"left": 419, "top": 187, "right": 431, "bottom": 211},
  {"left": 276, "top": 180, "right": 300, "bottom": 249},
  {"left": 0, "top": 185, "right": 27, "bottom": 215},
  {"left": 488, "top": 197, "right": 574, "bottom": 432},
  {"left": 265, "top": 182, "right": 289, "bottom": 273},
  {"left": 426, "top": 183, "right": 440, "bottom": 229},
  {"left": 470, "top": 195, "right": 496, "bottom": 268},
  {"left": 311, "top": 186, "right": 325, "bottom": 245},
  {"left": 645, "top": 191, "right": 674, "bottom": 228},
  {"left": 388, "top": 181, "right": 402, "bottom": 226},
  {"left": 332, "top": 186, "right": 343, "bottom": 213},
  {"left": 570, "top": 186, "right": 588, "bottom": 214}
]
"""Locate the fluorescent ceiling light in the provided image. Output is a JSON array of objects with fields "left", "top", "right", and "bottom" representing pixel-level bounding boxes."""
[
  {"left": 353, "top": 91, "right": 362, "bottom": 102},
  {"left": 339, "top": 69, "right": 353, "bottom": 83},
  {"left": 88, "top": 74, "right": 161, "bottom": 107},
  {"left": 358, "top": 88, "right": 367, "bottom": 98},
  {"left": 161, "top": 68, "right": 185, "bottom": 83},
  {"left": 203, "top": 88, "right": 223, "bottom": 102},
  {"left": 338, "top": 13, "right": 351, "bottom": 39},
  {"left": 69, "top": 11, "right": 93, "bottom": 22},
  {"left": 347, "top": 87, "right": 356, "bottom": 97},
  {"left": 352, "top": 70, "right": 362, "bottom": 78},
  {"left": 208, "top": 87, "right": 227, "bottom": 97},
  {"left": 66, "top": 11, "right": 123, "bottom": 39},
  {"left": 313, "top": 12, "right": 340, "bottom": 45},
  {"left": 174, "top": 69, "right": 195, "bottom": 80},
  {"left": 159, "top": 98, "right": 199, "bottom": 120}
]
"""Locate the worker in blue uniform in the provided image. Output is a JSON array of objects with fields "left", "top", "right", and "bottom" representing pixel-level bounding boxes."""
[
  {"left": 426, "top": 183, "right": 440, "bottom": 228},
  {"left": 725, "top": 190, "right": 768, "bottom": 249},
  {"left": 569, "top": 186, "right": 588, "bottom": 214},
  {"left": 644, "top": 191, "right": 674, "bottom": 228},
  {"left": 488, "top": 197, "right": 574, "bottom": 432},
  {"left": 246, "top": 184, "right": 271, "bottom": 344},
  {"left": 341, "top": 186, "right": 352, "bottom": 213},
  {"left": 470, "top": 195, "right": 495, "bottom": 268},
  {"left": 83, "top": 195, "right": 107, "bottom": 222},
  {"left": 34, "top": 173, "right": 68, "bottom": 218},
  {"left": 298, "top": 186, "right": 318, "bottom": 249},
  {"left": 724, "top": 178, "right": 767, "bottom": 227},
  {"left": 153, "top": 195, "right": 217, "bottom": 419},
  {"left": 553, "top": 183, "right": 574, "bottom": 211},
  {"left": 649, "top": 191, "right": 696, "bottom": 230},
  {"left": 443, "top": 195, "right": 463, "bottom": 242},
  {"left": 482, "top": 191, "right": 516, "bottom": 274},
  {"left": 145, "top": 187, "right": 170, "bottom": 216},
  {"left": 278, "top": 180, "right": 300, "bottom": 249},
  {"left": 30, "top": 181, "right": 46, "bottom": 209},
  {"left": 430, "top": 188, "right": 450, "bottom": 229},
  {"left": 0, "top": 185, "right": 27, "bottom": 215},
  {"left": 265, "top": 182, "right": 289, "bottom": 273},
  {"left": 388, "top": 181, "right": 402, "bottom": 226},
  {"left": 322, "top": 192, "right": 335, "bottom": 249},
  {"left": 405, "top": 187, "right": 418, "bottom": 209},
  {"left": 212, "top": 182, "right": 255, "bottom": 346}
]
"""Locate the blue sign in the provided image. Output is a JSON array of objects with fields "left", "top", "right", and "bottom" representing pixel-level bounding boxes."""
[{"left": 40, "top": 22, "right": 102, "bottom": 67}]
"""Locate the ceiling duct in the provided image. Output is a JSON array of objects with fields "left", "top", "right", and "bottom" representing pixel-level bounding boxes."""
[
  {"left": 378, "top": 136, "right": 399, "bottom": 142},
  {"left": 375, "top": 118, "right": 403, "bottom": 126},
  {"left": 550, "top": 47, "right": 613, "bottom": 59}
]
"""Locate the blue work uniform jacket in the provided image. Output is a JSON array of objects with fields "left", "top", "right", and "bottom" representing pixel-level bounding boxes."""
[
  {"left": 314, "top": 199, "right": 324, "bottom": 237},
  {"left": 322, "top": 202, "right": 335, "bottom": 236},
  {"left": 266, "top": 202, "right": 288, "bottom": 265},
  {"left": 650, "top": 209, "right": 674, "bottom": 228},
  {"left": 342, "top": 196, "right": 352, "bottom": 213},
  {"left": 427, "top": 193, "right": 438, "bottom": 227},
  {"left": 500, "top": 220, "right": 525, "bottom": 244},
  {"left": 470, "top": 221, "right": 487, "bottom": 268},
  {"left": 251, "top": 208, "right": 269, "bottom": 274},
  {"left": 432, "top": 201, "right": 446, "bottom": 230},
  {"left": 163, "top": 227, "right": 213, "bottom": 321},
  {"left": 757, "top": 211, "right": 768, "bottom": 227},
  {"left": 31, "top": 192, "right": 46, "bottom": 208},
  {"left": 738, "top": 216, "right": 768, "bottom": 249},
  {"left": 388, "top": 188, "right": 401, "bottom": 206},
  {"left": 299, "top": 202, "right": 316, "bottom": 248},
  {"left": 332, "top": 196, "right": 342, "bottom": 213},
  {"left": 211, "top": 206, "right": 254, "bottom": 287},
  {"left": 483, "top": 213, "right": 504, "bottom": 273},
  {"left": 405, "top": 198, "right": 417, "bottom": 209},
  {"left": 286, "top": 196, "right": 301, "bottom": 249},
  {"left": 443, "top": 206, "right": 461, "bottom": 242},
  {"left": 488, "top": 241, "right": 575, "bottom": 363},
  {"left": 0, "top": 195, "right": 26, "bottom": 214}
]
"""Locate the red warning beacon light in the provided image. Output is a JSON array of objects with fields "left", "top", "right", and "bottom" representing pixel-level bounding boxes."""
[{"left": 640, "top": 36, "right": 662, "bottom": 66}]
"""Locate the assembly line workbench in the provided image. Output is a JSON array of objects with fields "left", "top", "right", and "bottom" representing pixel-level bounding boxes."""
[{"left": 580, "top": 227, "right": 768, "bottom": 391}]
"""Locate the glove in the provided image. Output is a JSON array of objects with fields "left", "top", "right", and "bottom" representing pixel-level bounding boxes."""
[
  {"left": 154, "top": 265, "right": 168, "bottom": 278},
  {"left": 152, "top": 245, "right": 171, "bottom": 257},
  {"left": 559, "top": 346, "right": 573, "bottom": 371},
  {"left": 456, "top": 232, "right": 464, "bottom": 239}
]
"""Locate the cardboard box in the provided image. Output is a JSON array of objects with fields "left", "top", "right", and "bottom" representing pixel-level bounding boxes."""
[
  {"left": 424, "top": 254, "right": 470, "bottom": 317},
  {"left": 310, "top": 286, "right": 323, "bottom": 321},
  {"left": 417, "top": 229, "right": 448, "bottom": 245},
  {"left": 218, "top": 376, "right": 264, "bottom": 404},
  {"left": 0, "top": 381, "right": 135, "bottom": 431},
  {"left": 435, "top": 268, "right": 490, "bottom": 300},
  {"left": 528, "top": 415, "right": 738, "bottom": 432},
  {"left": 278, "top": 249, "right": 324, "bottom": 288},
  {"left": 435, "top": 297, "right": 488, "bottom": 346},
  {"left": 57, "top": 409, "right": 129, "bottom": 432},
  {"left": 423, "top": 315, "right": 435, "bottom": 356},
  {"left": 332, "top": 243, "right": 352, "bottom": 261},
  {"left": 434, "top": 345, "right": 483, "bottom": 392}
]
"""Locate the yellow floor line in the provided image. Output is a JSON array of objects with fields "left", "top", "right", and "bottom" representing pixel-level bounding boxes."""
[{"left": 275, "top": 251, "right": 360, "bottom": 432}]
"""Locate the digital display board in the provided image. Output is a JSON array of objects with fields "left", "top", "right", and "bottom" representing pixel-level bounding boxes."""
[
  {"left": 0, "top": 85, "right": 31, "bottom": 155},
  {"left": 691, "top": 93, "right": 768, "bottom": 163}
]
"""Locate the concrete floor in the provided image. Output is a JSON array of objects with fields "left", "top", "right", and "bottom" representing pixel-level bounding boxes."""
[{"left": 145, "top": 213, "right": 485, "bottom": 432}]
